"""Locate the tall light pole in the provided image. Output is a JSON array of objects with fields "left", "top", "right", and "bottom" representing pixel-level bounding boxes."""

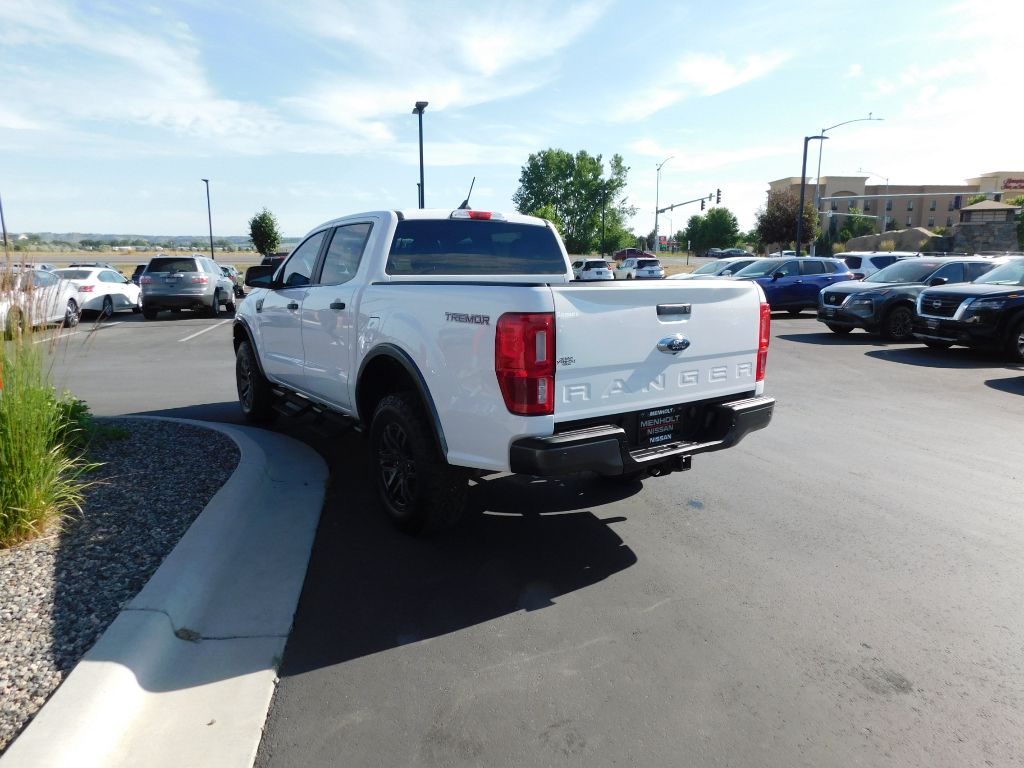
[
  {"left": 796, "top": 136, "right": 827, "bottom": 257},
  {"left": 200, "top": 178, "right": 214, "bottom": 261},
  {"left": 809, "top": 114, "right": 883, "bottom": 254},
  {"left": 858, "top": 167, "right": 890, "bottom": 234},
  {"left": 412, "top": 101, "right": 428, "bottom": 208},
  {"left": 654, "top": 156, "right": 673, "bottom": 253}
]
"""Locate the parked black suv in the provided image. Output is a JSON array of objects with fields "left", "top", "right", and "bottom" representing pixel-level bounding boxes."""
[
  {"left": 913, "top": 257, "right": 1024, "bottom": 360},
  {"left": 818, "top": 258, "right": 998, "bottom": 341}
]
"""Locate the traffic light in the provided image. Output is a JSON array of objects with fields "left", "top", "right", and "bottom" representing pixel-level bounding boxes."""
[
  {"left": 700, "top": 198, "right": 705, "bottom": 210},
  {"left": 716, "top": 188, "right": 721, "bottom": 204}
]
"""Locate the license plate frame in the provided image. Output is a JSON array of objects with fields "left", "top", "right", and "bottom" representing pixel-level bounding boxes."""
[{"left": 637, "top": 404, "right": 685, "bottom": 448}]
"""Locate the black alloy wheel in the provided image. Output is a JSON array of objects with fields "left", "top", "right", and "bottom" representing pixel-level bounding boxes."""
[
  {"left": 369, "top": 393, "right": 467, "bottom": 535},
  {"left": 235, "top": 341, "right": 277, "bottom": 422},
  {"left": 882, "top": 306, "right": 914, "bottom": 341}
]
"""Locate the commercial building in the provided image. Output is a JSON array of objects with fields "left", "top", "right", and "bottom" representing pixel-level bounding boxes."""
[{"left": 768, "top": 171, "right": 1024, "bottom": 233}]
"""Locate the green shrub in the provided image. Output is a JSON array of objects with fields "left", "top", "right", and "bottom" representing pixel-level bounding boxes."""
[{"left": 0, "top": 338, "right": 97, "bottom": 547}]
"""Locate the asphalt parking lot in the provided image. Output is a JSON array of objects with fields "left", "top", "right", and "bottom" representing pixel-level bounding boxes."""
[{"left": 47, "top": 309, "right": 1024, "bottom": 767}]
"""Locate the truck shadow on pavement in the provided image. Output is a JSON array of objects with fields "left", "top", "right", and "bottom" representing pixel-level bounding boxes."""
[
  {"left": 275, "top": 437, "right": 640, "bottom": 677},
  {"left": 865, "top": 347, "right": 1022, "bottom": 370},
  {"left": 985, "top": 375, "right": 1024, "bottom": 395}
]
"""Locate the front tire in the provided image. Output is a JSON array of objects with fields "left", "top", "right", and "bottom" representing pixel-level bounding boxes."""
[
  {"left": 881, "top": 305, "right": 914, "bottom": 341},
  {"left": 235, "top": 340, "right": 277, "bottom": 423},
  {"left": 825, "top": 323, "right": 853, "bottom": 334},
  {"left": 100, "top": 295, "right": 114, "bottom": 318},
  {"left": 1004, "top": 317, "right": 1024, "bottom": 363},
  {"left": 369, "top": 393, "right": 467, "bottom": 535}
]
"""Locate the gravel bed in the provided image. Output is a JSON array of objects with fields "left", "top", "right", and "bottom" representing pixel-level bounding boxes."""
[{"left": 0, "top": 418, "right": 240, "bottom": 754}]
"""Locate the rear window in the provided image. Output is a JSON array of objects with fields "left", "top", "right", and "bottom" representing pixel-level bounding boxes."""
[
  {"left": 147, "top": 257, "right": 200, "bottom": 273},
  {"left": 386, "top": 219, "right": 566, "bottom": 276},
  {"left": 869, "top": 255, "right": 898, "bottom": 268},
  {"left": 637, "top": 259, "right": 661, "bottom": 268},
  {"left": 584, "top": 261, "right": 607, "bottom": 270},
  {"left": 844, "top": 256, "right": 862, "bottom": 268},
  {"left": 56, "top": 270, "right": 93, "bottom": 280}
]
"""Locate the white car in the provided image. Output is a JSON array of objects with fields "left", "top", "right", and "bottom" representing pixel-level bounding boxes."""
[
  {"left": 55, "top": 267, "right": 142, "bottom": 316},
  {"left": 1, "top": 267, "right": 81, "bottom": 336},
  {"left": 841, "top": 251, "right": 918, "bottom": 280},
  {"left": 671, "top": 256, "right": 763, "bottom": 280},
  {"left": 571, "top": 259, "right": 613, "bottom": 281},
  {"left": 614, "top": 257, "right": 665, "bottom": 280},
  {"left": 767, "top": 250, "right": 797, "bottom": 258}
]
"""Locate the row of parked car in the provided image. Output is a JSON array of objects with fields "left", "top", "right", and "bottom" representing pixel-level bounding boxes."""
[{"left": 1, "top": 255, "right": 248, "bottom": 336}]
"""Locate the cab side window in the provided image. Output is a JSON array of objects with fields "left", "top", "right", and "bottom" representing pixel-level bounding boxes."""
[
  {"left": 282, "top": 231, "right": 327, "bottom": 288},
  {"left": 318, "top": 224, "right": 372, "bottom": 285},
  {"left": 776, "top": 261, "right": 799, "bottom": 277},
  {"left": 800, "top": 260, "right": 825, "bottom": 275}
]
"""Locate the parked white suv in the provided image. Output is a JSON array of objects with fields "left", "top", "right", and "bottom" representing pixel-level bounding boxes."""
[
  {"left": 571, "top": 259, "right": 613, "bottom": 281},
  {"left": 614, "top": 257, "right": 664, "bottom": 280},
  {"left": 842, "top": 251, "right": 917, "bottom": 280}
]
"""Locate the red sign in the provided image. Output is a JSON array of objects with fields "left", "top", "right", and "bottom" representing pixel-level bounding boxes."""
[{"left": 1003, "top": 178, "right": 1024, "bottom": 190}]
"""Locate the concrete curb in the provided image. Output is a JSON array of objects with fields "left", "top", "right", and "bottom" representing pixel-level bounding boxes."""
[{"left": 1, "top": 418, "right": 327, "bottom": 768}]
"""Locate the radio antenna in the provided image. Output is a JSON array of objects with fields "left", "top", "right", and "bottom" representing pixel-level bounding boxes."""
[{"left": 458, "top": 177, "right": 476, "bottom": 209}]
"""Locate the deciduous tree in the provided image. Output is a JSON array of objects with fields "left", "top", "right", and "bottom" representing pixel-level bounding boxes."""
[
  {"left": 248, "top": 208, "right": 282, "bottom": 257},
  {"left": 513, "top": 149, "right": 635, "bottom": 254},
  {"left": 755, "top": 190, "right": 817, "bottom": 252}
]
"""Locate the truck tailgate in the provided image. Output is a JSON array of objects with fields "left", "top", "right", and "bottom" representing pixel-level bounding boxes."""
[{"left": 551, "top": 280, "right": 762, "bottom": 422}]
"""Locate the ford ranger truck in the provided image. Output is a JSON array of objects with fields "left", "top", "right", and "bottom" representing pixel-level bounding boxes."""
[{"left": 233, "top": 209, "right": 774, "bottom": 534}]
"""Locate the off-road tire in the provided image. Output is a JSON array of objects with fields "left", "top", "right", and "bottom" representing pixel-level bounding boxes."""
[
  {"left": 825, "top": 323, "right": 853, "bottom": 334},
  {"left": 235, "top": 340, "right": 277, "bottom": 423},
  {"left": 369, "top": 393, "right": 468, "bottom": 535},
  {"left": 881, "top": 305, "right": 914, "bottom": 341}
]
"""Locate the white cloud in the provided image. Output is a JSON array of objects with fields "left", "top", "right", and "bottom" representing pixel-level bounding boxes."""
[
  {"left": 613, "top": 50, "right": 790, "bottom": 121},
  {"left": 846, "top": 64, "right": 862, "bottom": 78}
]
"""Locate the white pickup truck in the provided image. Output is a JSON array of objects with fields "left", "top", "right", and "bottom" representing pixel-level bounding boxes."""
[{"left": 234, "top": 208, "right": 774, "bottom": 534}]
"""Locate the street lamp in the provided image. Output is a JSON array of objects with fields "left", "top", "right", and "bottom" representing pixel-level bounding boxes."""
[
  {"left": 411, "top": 101, "right": 428, "bottom": 208},
  {"left": 809, "top": 114, "right": 883, "bottom": 253},
  {"left": 858, "top": 167, "right": 890, "bottom": 234},
  {"left": 654, "top": 156, "right": 673, "bottom": 254},
  {"left": 796, "top": 136, "right": 827, "bottom": 257},
  {"left": 200, "top": 178, "right": 214, "bottom": 261}
]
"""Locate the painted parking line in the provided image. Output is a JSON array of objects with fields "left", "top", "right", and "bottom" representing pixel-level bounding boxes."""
[
  {"left": 179, "top": 319, "right": 231, "bottom": 342},
  {"left": 33, "top": 330, "right": 81, "bottom": 344}
]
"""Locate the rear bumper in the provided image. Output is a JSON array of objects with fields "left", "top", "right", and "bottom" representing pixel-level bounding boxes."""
[{"left": 509, "top": 396, "right": 775, "bottom": 477}]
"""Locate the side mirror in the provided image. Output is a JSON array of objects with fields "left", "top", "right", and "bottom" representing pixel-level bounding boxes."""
[
  {"left": 721, "top": 269, "right": 733, "bottom": 276},
  {"left": 928, "top": 277, "right": 948, "bottom": 286},
  {"left": 772, "top": 271, "right": 784, "bottom": 281},
  {"left": 245, "top": 265, "right": 277, "bottom": 288}
]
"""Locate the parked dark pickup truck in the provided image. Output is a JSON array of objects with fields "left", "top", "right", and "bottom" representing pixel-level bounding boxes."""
[{"left": 913, "top": 257, "right": 1024, "bottom": 361}]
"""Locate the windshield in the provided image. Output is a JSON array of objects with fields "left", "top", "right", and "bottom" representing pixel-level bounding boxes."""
[
  {"left": 733, "top": 259, "right": 785, "bottom": 277},
  {"left": 147, "top": 257, "right": 200, "bottom": 273},
  {"left": 866, "top": 261, "right": 945, "bottom": 283},
  {"left": 693, "top": 260, "right": 729, "bottom": 275},
  {"left": 973, "top": 259, "right": 1024, "bottom": 286}
]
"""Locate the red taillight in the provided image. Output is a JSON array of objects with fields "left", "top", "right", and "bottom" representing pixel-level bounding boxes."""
[
  {"left": 756, "top": 302, "right": 770, "bottom": 382},
  {"left": 79, "top": 285, "right": 94, "bottom": 292},
  {"left": 141, "top": 276, "right": 153, "bottom": 284},
  {"left": 468, "top": 211, "right": 492, "bottom": 220},
  {"left": 852, "top": 272, "right": 865, "bottom": 280},
  {"left": 191, "top": 275, "right": 209, "bottom": 284},
  {"left": 495, "top": 312, "right": 555, "bottom": 416}
]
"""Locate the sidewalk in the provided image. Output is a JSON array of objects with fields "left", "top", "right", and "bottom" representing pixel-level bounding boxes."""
[{"left": 1, "top": 418, "right": 326, "bottom": 768}]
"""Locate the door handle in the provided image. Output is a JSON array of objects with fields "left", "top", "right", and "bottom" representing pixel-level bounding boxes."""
[
  {"left": 330, "top": 301, "right": 346, "bottom": 311},
  {"left": 794, "top": 279, "right": 803, "bottom": 284},
  {"left": 287, "top": 301, "right": 299, "bottom": 311}
]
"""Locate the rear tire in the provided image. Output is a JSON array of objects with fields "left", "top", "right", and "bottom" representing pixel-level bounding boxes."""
[
  {"left": 1004, "top": 317, "right": 1024, "bottom": 363},
  {"left": 825, "top": 323, "right": 853, "bottom": 334},
  {"left": 209, "top": 291, "right": 221, "bottom": 318},
  {"left": 881, "top": 305, "right": 914, "bottom": 341},
  {"left": 787, "top": 308, "right": 802, "bottom": 316},
  {"left": 235, "top": 340, "right": 277, "bottom": 423},
  {"left": 63, "top": 299, "right": 80, "bottom": 328},
  {"left": 101, "top": 295, "right": 114, "bottom": 318},
  {"left": 369, "top": 393, "right": 467, "bottom": 535}
]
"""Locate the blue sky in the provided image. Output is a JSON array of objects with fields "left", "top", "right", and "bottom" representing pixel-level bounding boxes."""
[{"left": 1, "top": 0, "right": 1019, "bottom": 239}]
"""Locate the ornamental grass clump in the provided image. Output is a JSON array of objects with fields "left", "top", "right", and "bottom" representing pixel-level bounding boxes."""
[{"left": 0, "top": 335, "right": 94, "bottom": 547}]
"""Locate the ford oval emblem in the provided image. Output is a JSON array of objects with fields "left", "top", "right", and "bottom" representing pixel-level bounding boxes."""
[{"left": 657, "top": 334, "right": 691, "bottom": 355}]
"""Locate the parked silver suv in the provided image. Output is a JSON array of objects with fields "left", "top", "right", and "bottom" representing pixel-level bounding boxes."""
[{"left": 141, "top": 255, "right": 235, "bottom": 319}]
